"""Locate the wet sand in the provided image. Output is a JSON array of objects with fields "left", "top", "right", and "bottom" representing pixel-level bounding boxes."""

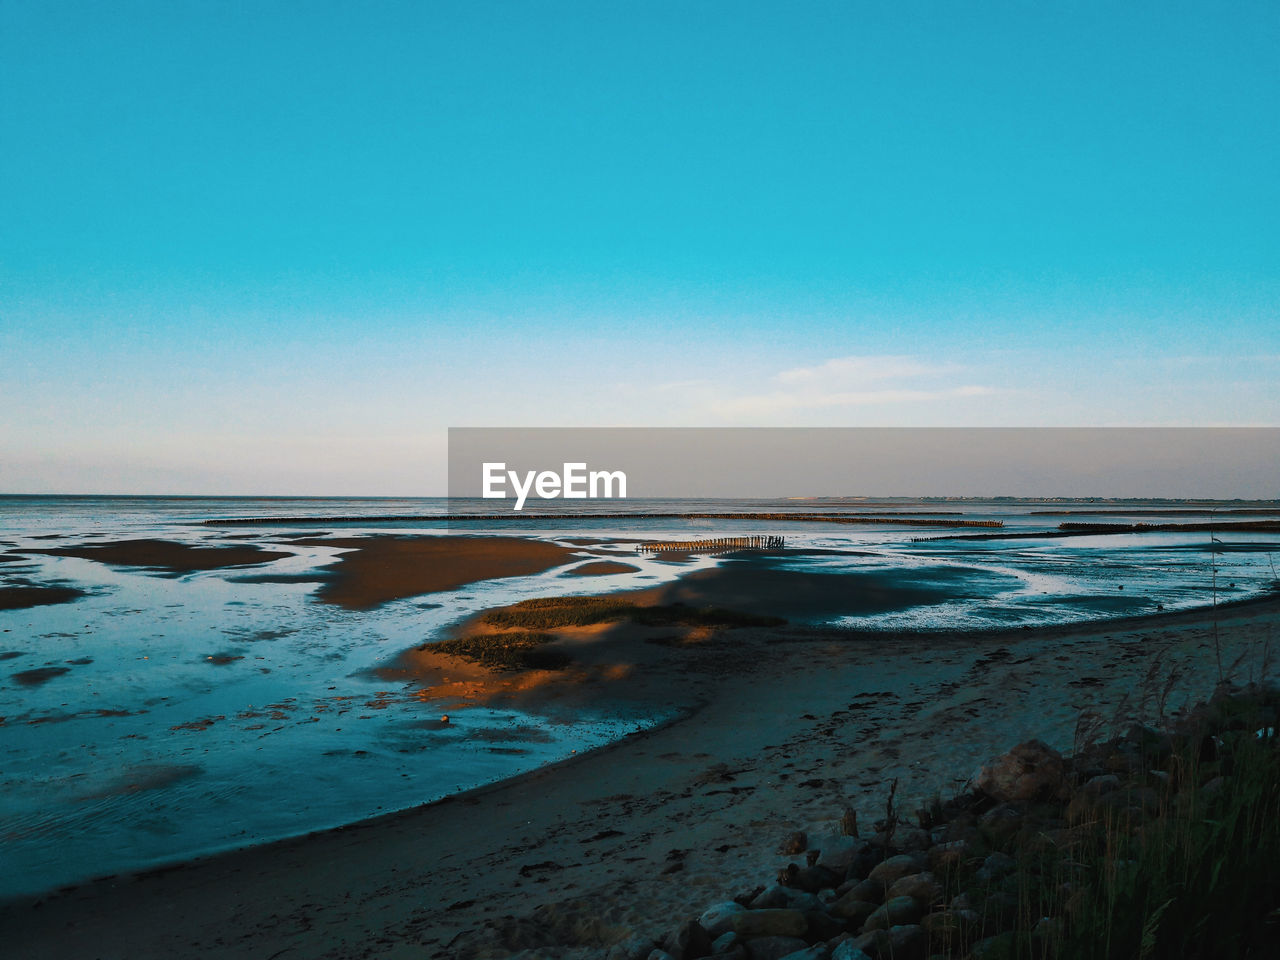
[
  {"left": 641, "top": 563, "right": 958, "bottom": 620},
  {"left": 562, "top": 560, "right": 641, "bottom": 577},
  {"left": 0, "top": 583, "right": 86, "bottom": 611},
  {"left": 300, "top": 535, "right": 582, "bottom": 609},
  {"left": 4, "top": 596, "right": 1278, "bottom": 960},
  {"left": 27, "top": 538, "right": 280, "bottom": 572}
]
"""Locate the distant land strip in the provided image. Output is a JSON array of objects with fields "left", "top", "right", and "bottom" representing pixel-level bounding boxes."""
[
  {"left": 201, "top": 512, "right": 1004, "bottom": 528},
  {"left": 1031, "top": 508, "right": 1280, "bottom": 516},
  {"left": 915, "top": 519, "right": 1280, "bottom": 542}
]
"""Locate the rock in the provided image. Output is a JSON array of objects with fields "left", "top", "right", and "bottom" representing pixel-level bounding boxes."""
[
  {"left": 609, "top": 934, "right": 658, "bottom": 960},
  {"left": 974, "top": 852, "right": 1017, "bottom": 884},
  {"left": 1045, "top": 823, "right": 1092, "bottom": 849},
  {"left": 816, "top": 837, "right": 867, "bottom": 877},
  {"left": 1201, "top": 775, "right": 1227, "bottom": 798},
  {"left": 647, "top": 951, "right": 678, "bottom": 960},
  {"left": 867, "top": 854, "right": 925, "bottom": 888},
  {"left": 787, "top": 865, "right": 840, "bottom": 893},
  {"left": 1032, "top": 916, "right": 1064, "bottom": 941},
  {"left": 845, "top": 929, "right": 893, "bottom": 958},
  {"left": 885, "top": 924, "right": 925, "bottom": 960},
  {"left": 777, "top": 946, "right": 830, "bottom": 960},
  {"left": 884, "top": 872, "right": 943, "bottom": 906},
  {"left": 727, "top": 909, "right": 808, "bottom": 939},
  {"left": 976, "top": 740, "right": 1068, "bottom": 804},
  {"left": 969, "top": 932, "right": 1015, "bottom": 958},
  {"left": 736, "top": 886, "right": 767, "bottom": 908},
  {"left": 1102, "top": 743, "right": 1142, "bottom": 774},
  {"left": 979, "top": 891, "right": 1019, "bottom": 929},
  {"left": 751, "top": 886, "right": 792, "bottom": 909},
  {"left": 890, "top": 826, "right": 931, "bottom": 852},
  {"left": 1094, "top": 785, "right": 1160, "bottom": 817},
  {"left": 802, "top": 909, "right": 846, "bottom": 941},
  {"left": 1124, "top": 723, "right": 1173, "bottom": 761},
  {"left": 750, "top": 885, "right": 823, "bottom": 912},
  {"left": 840, "top": 878, "right": 884, "bottom": 904},
  {"left": 1082, "top": 773, "right": 1121, "bottom": 797},
  {"left": 847, "top": 844, "right": 885, "bottom": 881},
  {"left": 920, "top": 910, "right": 980, "bottom": 948},
  {"left": 700, "top": 902, "right": 748, "bottom": 938},
  {"left": 711, "top": 948, "right": 746, "bottom": 960},
  {"left": 828, "top": 896, "right": 878, "bottom": 926},
  {"left": 976, "top": 804, "right": 1024, "bottom": 843},
  {"left": 925, "top": 840, "right": 967, "bottom": 874},
  {"left": 664, "top": 918, "right": 713, "bottom": 960},
  {"left": 710, "top": 932, "right": 741, "bottom": 954},
  {"left": 743, "top": 937, "right": 810, "bottom": 960},
  {"left": 830, "top": 942, "right": 873, "bottom": 960},
  {"left": 862, "top": 896, "right": 924, "bottom": 930},
  {"left": 778, "top": 831, "right": 808, "bottom": 855}
]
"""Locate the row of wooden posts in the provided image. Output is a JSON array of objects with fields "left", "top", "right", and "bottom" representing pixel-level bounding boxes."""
[{"left": 637, "top": 535, "right": 786, "bottom": 554}]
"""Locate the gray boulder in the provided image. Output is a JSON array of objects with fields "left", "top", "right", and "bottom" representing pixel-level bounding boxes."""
[
  {"left": 608, "top": 934, "right": 658, "bottom": 960},
  {"left": 778, "top": 946, "right": 830, "bottom": 960},
  {"left": 884, "top": 871, "right": 943, "bottom": 906},
  {"left": 866, "top": 854, "right": 925, "bottom": 888},
  {"left": 743, "top": 937, "right": 810, "bottom": 960},
  {"left": 700, "top": 902, "right": 748, "bottom": 938},
  {"left": 710, "top": 931, "right": 741, "bottom": 954},
  {"left": 816, "top": 836, "right": 867, "bottom": 876},
  {"left": 974, "top": 852, "right": 1017, "bottom": 885},
  {"left": 749, "top": 885, "right": 823, "bottom": 912},
  {"left": 830, "top": 943, "right": 873, "bottom": 960},
  {"left": 727, "top": 909, "right": 808, "bottom": 938},
  {"left": 827, "top": 895, "right": 878, "bottom": 926},
  {"left": 975, "top": 740, "right": 1068, "bottom": 803},
  {"left": 862, "top": 896, "right": 924, "bottom": 931},
  {"left": 664, "top": 918, "right": 713, "bottom": 960}
]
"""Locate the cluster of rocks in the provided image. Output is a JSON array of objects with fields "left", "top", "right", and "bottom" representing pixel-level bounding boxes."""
[{"left": 606, "top": 683, "right": 1280, "bottom": 960}]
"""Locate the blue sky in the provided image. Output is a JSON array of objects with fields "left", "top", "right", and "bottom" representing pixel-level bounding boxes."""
[{"left": 2, "top": 2, "right": 1277, "bottom": 494}]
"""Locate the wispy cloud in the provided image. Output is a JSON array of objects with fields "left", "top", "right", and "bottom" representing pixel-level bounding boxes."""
[
  {"left": 708, "top": 354, "right": 998, "bottom": 417},
  {"left": 774, "top": 355, "right": 952, "bottom": 385}
]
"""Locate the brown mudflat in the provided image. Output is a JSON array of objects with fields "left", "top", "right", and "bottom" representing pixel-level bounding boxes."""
[
  {"left": 563, "top": 560, "right": 640, "bottom": 577},
  {"left": 301, "top": 535, "right": 581, "bottom": 609},
  {"left": 29, "top": 539, "right": 278, "bottom": 573},
  {"left": 0, "top": 584, "right": 85, "bottom": 611}
]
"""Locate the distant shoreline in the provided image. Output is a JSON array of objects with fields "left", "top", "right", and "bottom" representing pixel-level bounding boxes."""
[{"left": 201, "top": 511, "right": 1006, "bottom": 527}]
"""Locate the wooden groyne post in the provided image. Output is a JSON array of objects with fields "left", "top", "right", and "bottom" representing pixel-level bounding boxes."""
[{"left": 638, "top": 535, "right": 785, "bottom": 555}]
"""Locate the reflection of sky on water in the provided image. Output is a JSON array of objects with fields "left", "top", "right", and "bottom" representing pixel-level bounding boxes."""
[{"left": 0, "top": 497, "right": 1277, "bottom": 899}]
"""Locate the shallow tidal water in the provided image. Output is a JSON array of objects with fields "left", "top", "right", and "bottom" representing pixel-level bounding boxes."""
[{"left": 1, "top": 496, "right": 1277, "bottom": 898}]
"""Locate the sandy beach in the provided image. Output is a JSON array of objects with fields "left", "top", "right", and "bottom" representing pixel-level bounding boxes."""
[{"left": 5, "top": 592, "right": 1276, "bottom": 960}]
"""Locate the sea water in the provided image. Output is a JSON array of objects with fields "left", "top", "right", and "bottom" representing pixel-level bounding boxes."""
[{"left": 1, "top": 496, "right": 1277, "bottom": 898}]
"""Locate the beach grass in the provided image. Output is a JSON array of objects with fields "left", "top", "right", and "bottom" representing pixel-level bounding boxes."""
[
  {"left": 1051, "top": 696, "right": 1280, "bottom": 958},
  {"left": 479, "top": 595, "right": 785, "bottom": 630},
  {"left": 946, "top": 686, "right": 1280, "bottom": 959},
  {"left": 428, "top": 631, "right": 571, "bottom": 671}
]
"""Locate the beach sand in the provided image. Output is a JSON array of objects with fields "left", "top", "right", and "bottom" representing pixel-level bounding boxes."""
[{"left": 4, "top": 595, "right": 1277, "bottom": 960}]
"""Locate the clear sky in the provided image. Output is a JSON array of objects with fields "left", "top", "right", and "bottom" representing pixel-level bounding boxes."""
[{"left": 2, "top": 1, "right": 1277, "bottom": 494}]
